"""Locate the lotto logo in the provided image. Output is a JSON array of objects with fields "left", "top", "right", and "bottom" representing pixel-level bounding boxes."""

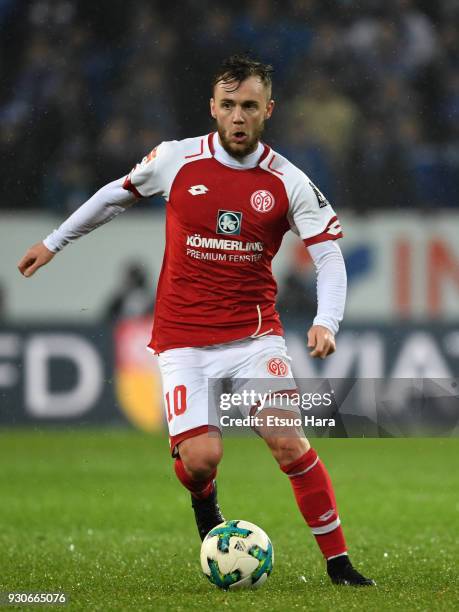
[
  {"left": 267, "top": 357, "right": 289, "bottom": 377},
  {"left": 188, "top": 184, "right": 209, "bottom": 196},
  {"left": 250, "top": 190, "right": 275, "bottom": 213},
  {"left": 326, "top": 217, "right": 342, "bottom": 236},
  {"left": 318, "top": 509, "right": 335, "bottom": 522}
]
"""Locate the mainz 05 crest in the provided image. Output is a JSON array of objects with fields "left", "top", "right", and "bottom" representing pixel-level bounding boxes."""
[{"left": 309, "top": 181, "right": 330, "bottom": 208}]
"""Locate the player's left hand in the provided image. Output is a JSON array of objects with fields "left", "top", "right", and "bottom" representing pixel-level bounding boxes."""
[{"left": 307, "top": 325, "right": 336, "bottom": 359}]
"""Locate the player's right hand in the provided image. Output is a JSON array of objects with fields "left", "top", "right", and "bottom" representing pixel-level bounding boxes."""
[{"left": 18, "top": 242, "right": 55, "bottom": 277}]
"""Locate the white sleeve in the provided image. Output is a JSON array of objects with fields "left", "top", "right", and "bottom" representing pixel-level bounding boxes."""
[
  {"left": 124, "top": 141, "right": 177, "bottom": 198},
  {"left": 289, "top": 176, "right": 343, "bottom": 246},
  {"left": 307, "top": 240, "right": 347, "bottom": 335},
  {"left": 43, "top": 177, "right": 137, "bottom": 252}
]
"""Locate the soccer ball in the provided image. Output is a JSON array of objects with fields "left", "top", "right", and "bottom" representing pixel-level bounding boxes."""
[{"left": 200, "top": 520, "right": 274, "bottom": 589}]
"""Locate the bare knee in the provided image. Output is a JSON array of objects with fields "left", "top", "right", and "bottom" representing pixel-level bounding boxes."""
[
  {"left": 178, "top": 433, "right": 223, "bottom": 480},
  {"left": 265, "top": 436, "right": 310, "bottom": 466}
]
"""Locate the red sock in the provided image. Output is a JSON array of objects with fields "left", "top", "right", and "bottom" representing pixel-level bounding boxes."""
[
  {"left": 174, "top": 458, "right": 216, "bottom": 500},
  {"left": 281, "top": 447, "right": 347, "bottom": 559}
]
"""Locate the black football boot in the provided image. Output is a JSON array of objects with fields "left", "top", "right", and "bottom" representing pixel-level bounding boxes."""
[
  {"left": 191, "top": 481, "right": 225, "bottom": 541},
  {"left": 327, "top": 555, "right": 376, "bottom": 586}
]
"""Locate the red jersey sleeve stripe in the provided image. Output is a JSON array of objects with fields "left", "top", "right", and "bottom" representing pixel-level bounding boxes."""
[
  {"left": 123, "top": 176, "right": 143, "bottom": 199},
  {"left": 302, "top": 215, "right": 343, "bottom": 247}
]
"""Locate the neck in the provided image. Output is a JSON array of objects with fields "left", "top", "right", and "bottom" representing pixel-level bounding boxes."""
[{"left": 213, "top": 133, "right": 264, "bottom": 170}]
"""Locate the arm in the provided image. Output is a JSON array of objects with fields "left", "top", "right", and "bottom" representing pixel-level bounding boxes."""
[
  {"left": 305, "top": 240, "right": 347, "bottom": 359},
  {"left": 18, "top": 177, "right": 137, "bottom": 277},
  {"left": 282, "top": 166, "right": 345, "bottom": 358}
]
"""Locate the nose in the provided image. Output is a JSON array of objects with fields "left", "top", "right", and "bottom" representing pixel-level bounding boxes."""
[{"left": 232, "top": 106, "right": 244, "bottom": 124}]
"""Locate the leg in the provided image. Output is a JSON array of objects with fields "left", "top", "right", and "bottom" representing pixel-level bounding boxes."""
[
  {"left": 258, "top": 408, "right": 345, "bottom": 556},
  {"left": 230, "top": 336, "right": 374, "bottom": 585},
  {"left": 175, "top": 432, "right": 223, "bottom": 497},
  {"left": 175, "top": 432, "right": 226, "bottom": 541},
  {"left": 260, "top": 409, "right": 375, "bottom": 586},
  {"left": 260, "top": 415, "right": 310, "bottom": 465},
  {"left": 262, "top": 415, "right": 346, "bottom": 559},
  {"left": 157, "top": 347, "right": 225, "bottom": 540}
]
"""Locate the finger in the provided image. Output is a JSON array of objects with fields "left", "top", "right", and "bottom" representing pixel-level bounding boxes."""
[
  {"left": 307, "top": 329, "right": 316, "bottom": 348},
  {"left": 319, "top": 341, "right": 331, "bottom": 359},
  {"left": 317, "top": 339, "right": 336, "bottom": 359},
  {"left": 310, "top": 337, "right": 326, "bottom": 358},
  {"left": 24, "top": 260, "right": 42, "bottom": 277},
  {"left": 18, "top": 253, "right": 33, "bottom": 268},
  {"left": 18, "top": 256, "right": 35, "bottom": 275}
]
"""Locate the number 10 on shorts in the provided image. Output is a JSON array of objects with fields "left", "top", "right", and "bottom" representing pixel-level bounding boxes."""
[{"left": 165, "top": 385, "right": 187, "bottom": 421}]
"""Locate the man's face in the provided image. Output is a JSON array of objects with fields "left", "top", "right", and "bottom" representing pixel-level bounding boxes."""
[{"left": 210, "top": 76, "right": 274, "bottom": 159}]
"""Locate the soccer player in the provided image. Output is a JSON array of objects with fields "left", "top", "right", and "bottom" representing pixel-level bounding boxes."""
[{"left": 18, "top": 56, "right": 374, "bottom": 586}]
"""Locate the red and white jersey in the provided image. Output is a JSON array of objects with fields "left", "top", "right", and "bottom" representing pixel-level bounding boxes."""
[{"left": 123, "top": 133, "right": 343, "bottom": 353}]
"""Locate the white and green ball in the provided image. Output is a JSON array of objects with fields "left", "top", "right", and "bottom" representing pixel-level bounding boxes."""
[{"left": 200, "top": 520, "right": 274, "bottom": 589}]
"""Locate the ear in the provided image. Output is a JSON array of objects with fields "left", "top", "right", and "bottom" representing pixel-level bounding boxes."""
[
  {"left": 210, "top": 98, "right": 217, "bottom": 119},
  {"left": 265, "top": 99, "right": 275, "bottom": 120}
]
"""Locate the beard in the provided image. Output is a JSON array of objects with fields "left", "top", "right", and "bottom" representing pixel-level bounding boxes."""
[{"left": 216, "top": 121, "right": 265, "bottom": 159}]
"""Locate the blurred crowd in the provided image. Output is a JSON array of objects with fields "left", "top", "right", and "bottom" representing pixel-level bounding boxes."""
[{"left": 1, "top": 0, "right": 458, "bottom": 214}]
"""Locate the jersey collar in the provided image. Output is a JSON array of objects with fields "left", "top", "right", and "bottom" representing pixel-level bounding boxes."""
[{"left": 208, "top": 132, "right": 270, "bottom": 169}]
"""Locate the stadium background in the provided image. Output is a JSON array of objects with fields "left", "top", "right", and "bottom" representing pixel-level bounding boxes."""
[{"left": 0, "top": 1, "right": 458, "bottom": 610}]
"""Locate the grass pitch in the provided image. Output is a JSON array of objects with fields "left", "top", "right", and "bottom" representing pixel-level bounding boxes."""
[{"left": 0, "top": 430, "right": 457, "bottom": 611}]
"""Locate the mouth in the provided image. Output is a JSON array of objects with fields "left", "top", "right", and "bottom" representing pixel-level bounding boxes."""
[{"left": 231, "top": 131, "right": 248, "bottom": 143}]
